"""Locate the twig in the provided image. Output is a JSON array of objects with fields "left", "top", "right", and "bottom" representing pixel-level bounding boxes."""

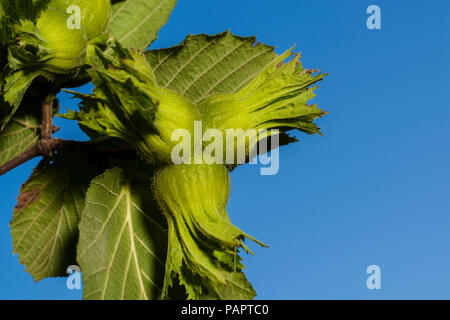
[
  {"left": 41, "top": 98, "right": 53, "bottom": 141},
  {"left": 0, "top": 138, "right": 136, "bottom": 176},
  {"left": 0, "top": 145, "right": 41, "bottom": 175},
  {"left": 0, "top": 139, "right": 76, "bottom": 176},
  {"left": 0, "top": 98, "right": 136, "bottom": 176}
]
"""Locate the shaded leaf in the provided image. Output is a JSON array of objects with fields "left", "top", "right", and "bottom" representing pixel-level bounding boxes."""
[
  {"left": 0, "top": 0, "right": 51, "bottom": 128},
  {"left": 10, "top": 151, "right": 102, "bottom": 281},
  {"left": 78, "top": 166, "right": 168, "bottom": 300},
  {"left": 0, "top": 0, "right": 50, "bottom": 22},
  {"left": 1, "top": 70, "right": 42, "bottom": 129},
  {"left": 0, "top": 109, "right": 39, "bottom": 167}
]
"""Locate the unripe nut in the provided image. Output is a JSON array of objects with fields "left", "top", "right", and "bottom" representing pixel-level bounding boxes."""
[
  {"left": 37, "top": 8, "right": 87, "bottom": 73},
  {"left": 48, "top": 0, "right": 111, "bottom": 40}
]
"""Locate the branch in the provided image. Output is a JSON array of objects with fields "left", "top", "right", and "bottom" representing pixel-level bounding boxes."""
[
  {"left": 0, "top": 98, "right": 136, "bottom": 176},
  {"left": 0, "top": 137, "right": 136, "bottom": 176},
  {"left": 0, "top": 139, "right": 76, "bottom": 176},
  {"left": 0, "top": 145, "right": 40, "bottom": 175}
]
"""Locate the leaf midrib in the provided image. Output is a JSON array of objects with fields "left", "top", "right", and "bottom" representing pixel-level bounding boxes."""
[{"left": 124, "top": 185, "right": 148, "bottom": 300}]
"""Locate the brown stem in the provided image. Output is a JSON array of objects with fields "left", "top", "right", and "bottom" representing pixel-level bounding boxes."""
[
  {"left": 0, "top": 145, "right": 41, "bottom": 175},
  {"left": 0, "top": 139, "right": 76, "bottom": 176},
  {"left": 0, "top": 98, "right": 136, "bottom": 176},
  {"left": 0, "top": 138, "right": 136, "bottom": 176},
  {"left": 41, "top": 98, "right": 54, "bottom": 142}
]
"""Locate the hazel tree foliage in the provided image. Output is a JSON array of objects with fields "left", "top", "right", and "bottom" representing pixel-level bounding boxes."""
[{"left": 0, "top": 0, "right": 326, "bottom": 300}]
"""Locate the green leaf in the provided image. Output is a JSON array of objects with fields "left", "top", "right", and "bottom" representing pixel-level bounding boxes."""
[
  {"left": 0, "top": 108, "right": 39, "bottom": 167},
  {"left": 77, "top": 166, "right": 168, "bottom": 300},
  {"left": 10, "top": 151, "right": 102, "bottom": 281},
  {"left": 108, "top": 0, "right": 177, "bottom": 50},
  {"left": 146, "top": 31, "right": 277, "bottom": 105}
]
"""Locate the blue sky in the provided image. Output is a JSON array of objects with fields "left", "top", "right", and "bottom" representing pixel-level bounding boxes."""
[{"left": 0, "top": 0, "right": 449, "bottom": 299}]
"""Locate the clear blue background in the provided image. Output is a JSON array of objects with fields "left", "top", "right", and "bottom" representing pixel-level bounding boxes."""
[{"left": 0, "top": 0, "right": 449, "bottom": 299}]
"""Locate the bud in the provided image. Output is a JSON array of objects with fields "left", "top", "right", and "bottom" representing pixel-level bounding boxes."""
[
  {"left": 154, "top": 163, "right": 266, "bottom": 299},
  {"left": 36, "top": 8, "right": 87, "bottom": 73},
  {"left": 199, "top": 49, "right": 327, "bottom": 163},
  {"left": 48, "top": 0, "right": 111, "bottom": 40}
]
